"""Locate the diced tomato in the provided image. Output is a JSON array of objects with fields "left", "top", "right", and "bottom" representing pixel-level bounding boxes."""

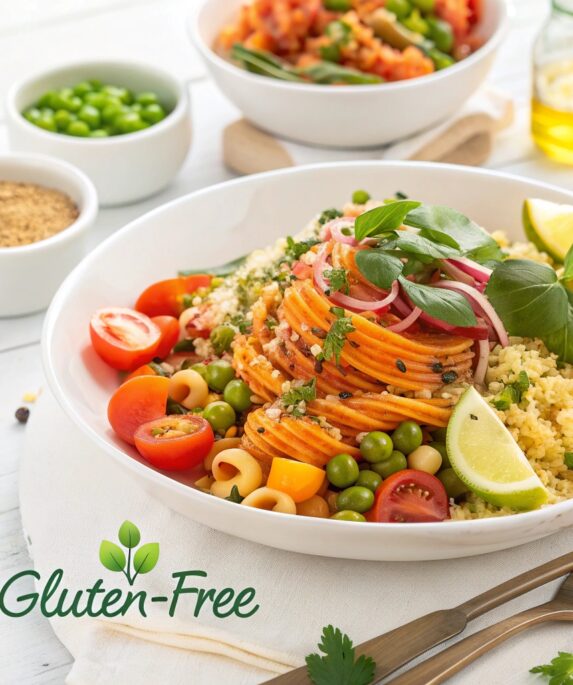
[
  {"left": 108, "top": 375, "right": 170, "bottom": 445},
  {"left": 367, "top": 469, "right": 449, "bottom": 523},
  {"left": 124, "top": 364, "right": 158, "bottom": 382},
  {"left": 134, "top": 415, "right": 214, "bottom": 471},
  {"left": 135, "top": 274, "right": 211, "bottom": 318},
  {"left": 151, "top": 316, "right": 181, "bottom": 359},
  {"left": 90, "top": 307, "right": 161, "bottom": 371},
  {"left": 292, "top": 261, "right": 312, "bottom": 280}
]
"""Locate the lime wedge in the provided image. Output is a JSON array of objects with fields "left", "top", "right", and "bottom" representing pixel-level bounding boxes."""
[
  {"left": 523, "top": 198, "right": 573, "bottom": 262},
  {"left": 446, "top": 387, "right": 548, "bottom": 511}
]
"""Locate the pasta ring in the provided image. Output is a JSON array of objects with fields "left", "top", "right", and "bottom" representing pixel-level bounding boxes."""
[
  {"left": 168, "top": 369, "right": 209, "bottom": 410},
  {"left": 210, "top": 448, "right": 263, "bottom": 499},
  {"left": 241, "top": 487, "right": 296, "bottom": 514}
]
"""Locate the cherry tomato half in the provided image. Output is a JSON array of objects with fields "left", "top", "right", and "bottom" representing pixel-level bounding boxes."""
[
  {"left": 124, "top": 364, "right": 158, "bottom": 382},
  {"left": 367, "top": 469, "right": 449, "bottom": 523},
  {"left": 90, "top": 307, "right": 161, "bottom": 371},
  {"left": 135, "top": 274, "right": 211, "bottom": 318},
  {"left": 152, "top": 315, "right": 180, "bottom": 359},
  {"left": 108, "top": 375, "right": 169, "bottom": 445},
  {"left": 134, "top": 414, "right": 214, "bottom": 471}
]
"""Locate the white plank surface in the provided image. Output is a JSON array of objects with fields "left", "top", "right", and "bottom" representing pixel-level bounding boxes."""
[{"left": 0, "top": 0, "right": 572, "bottom": 682}]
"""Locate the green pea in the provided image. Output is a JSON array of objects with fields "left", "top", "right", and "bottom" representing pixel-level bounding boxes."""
[
  {"left": 337, "top": 486, "right": 374, "bottom": 514},
  {"left": 325, "top": 20, "right": 352, "bottom": 44},
  {"left": 84, "top": 92, "right": 108, "bottom": 109},
  {"left": 23, "top": 107, "right": 42, "bottom": 123},
  {"left": 102, "top": 85, "right": 133, "bottom": 104},
  {"left": 73, "top": 81, "right": 93, "bottom": 97},
  {"left": 35, "top": 115, "right": 57, "bottom": 132},
  {"left": 411, "top": 0, "right": 435, "bottom": 12},
  {"left": 89, "top": 129, "right": 109, "bottom": 138},
  {"left": 437, "top": 468, "right": 468, "bottom": 499},
  {"left": 427, "top": 47, "right": 455, "bottom": 70},
  {"left": 63, "top": 95, "right": 83, "bottom": 113},
  {"left": 78, "top": 104, "right": 101, "bottom": 129},
  {"left": 89, "top": 79, "right": 103, "bottom": 91},
  {"left": 430, "top": 441, "right": 450, "bottom": 468},
  {"left": 210, "top": 324, "right": 235, "bottom": 355},
  {"left": 66, "top": 120, "right": 90, "bottom": 137},
  {"left": 319, "top": 43, "right": 341, "bottom": 63},
  {"left": 190, "top": 362, "right": 209, "bottom": 380},
  {"left": 392, "top": 421, "right": 423, "bottom": 455},
  {"left": 101, "top": 103, "right": 126, "bottom": 125},
  {"left": 205, "top": 359, "right": 235, "bottom": 392},
  {"left": 371, "top": 450, "right": 407, "bottom": 478},
  {"left": 223, "top": 379, "right": 252, "bottom": 412},
  {"left": 54, "top": 109, "right": 74, "bottom": 130},
  {"left": 323, "top": 0, "right": 352, "bottom": 9},
  {"left": 355, "top": 470, "right": 382, "bottom": 492},
  {"left": 385, "top": 0, "right": 412, "bottom": 18},
  {"left": 136, "top": 91, "right": 159, "bottom": 106},
  {"left": 402, "top": 9, "right": 430, "bottom": 36},
  {"left": 114, "top": 112, "right": 147, "bottom": 134},
  {"left": 37, "top": 91, "right": 56, "bottom": 108},
  {"left": 360, "top": 431, "right": 393, "bottom": 463},
  {"left": 203, "top": 401, "right": 236, "bottom": 434},
  {"left": 326, "top": 453, "right": 359, "bottom": 489},
  {"left": 131, "top": 103, "right": 143, "bottom": 113},
  {"left": 565, "top": 452, "right": 573, "bottom": 470},
  {"left": 352, "top": 189, "right": 371, "bottom": 204},
  {"left": 141, "top": 103, "right": 166, "bottom": 124},
  {"left": 427, "top": 17, "right": 454, "bottom": 53},
  {"left": 431, "top": 427, "right": 448, "bottom": 443},
  {"left": 331, "top": 510, "right": 366, "bottom": 522}
]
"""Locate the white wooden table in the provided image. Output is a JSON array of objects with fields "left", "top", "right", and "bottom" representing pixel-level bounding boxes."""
[{"left": 0, "top": 0, "right": 571, "bottom": 681}]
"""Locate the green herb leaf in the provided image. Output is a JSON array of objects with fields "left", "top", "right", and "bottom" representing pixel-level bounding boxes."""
[
  {"left": 319, "top": 208, "right": 343, "bottom": 225},
  {"left": 530, "top": 651, "right": 573, "bottom": 683},
  {"left": 282, "top": 378, "right": 317, "bottom": 407},
  {"left": 133, "top": 542, "right": 160, "bottom": 575},
  {"left": 324, "top": 267, "right": 350, "bottom": 294},
  {"left": 296, "top": 61, "right": 383, "bottom": 84},
  {"left": 355, "top": 200, "right": 421, "bottom": 242},
  {"left": 383, "top": 232, "right": 460, "bottom": 259},
  {"left": 405, "top": 205, "right": 502, "bottom": 263},
  {"left": 485, "top": 260, "right": 569, "bottom": 337},
  {"left": 562, "top": 244, "right": 573, "bottom": 282},
  {"left": 399, "top": 276, "right": 477, "bottom": 327},
  {"left": 306, "top": 625, "right": 375, "bottom": 685},
  {"left": 99, "top": 540, "right": 127, "bottom": 573},
  {"left": 323, "top": 308, "right": 356, "bottom": 365},
  {"left": 355, "top": 249, "right": 404, "bottom": 289},
  {"left": 285, "top": 236, "right": 321, "bottom": 262},
  {"left": 231, "top": 45, "right": 305, "bottom": 82},
  {"left": 178, "top": 255, "right": 247, "bottom": 278},
  {"left": 544, "top": 309, "right": 573, "bottom": 364},
  {"left": 225, "top": 485, "right": 244, "bottom": 503},
  {"left": 118, "top": 521, "right": 141, "bottom": 549}
]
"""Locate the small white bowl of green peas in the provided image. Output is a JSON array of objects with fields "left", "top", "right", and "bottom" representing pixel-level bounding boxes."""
[{"left": 5, "top": 60, "right": 191, "bottom": 206}]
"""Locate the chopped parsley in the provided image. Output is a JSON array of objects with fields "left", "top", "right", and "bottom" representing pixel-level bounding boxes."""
[
  {"left": 281, "top": 378, "right": 317, "bottom": 416},
  {"left": 323, "top": 307, "right": 355, "bottom": 366},
  {"left": 324, "top": 267, "right": 350, "bottom": 295},
  {"left": 229, "top": 313, "right": 252, "bottom": 335},
  {"left": 285, "top": 236, "right": 321, "bottom": 262},
  {"left": 565, "top": 452, "right": 573, "bottom": 469},
  {"left": 318, "top": 208, "right": 343, "bottom": 225},
  {"left": 531, "top": 651, "right": 573, "bottom": 683},
  {"left": 492, "top": 371, "right": 530, "bottom": 410},
  {"left": 225, "top": 485, "right": 244, "bottom": 503},
  {"left": 265, "top": 316, "right": 278, "bottom": 330},
  {"left": 306, "top": 625, "right": 375, "bottom": 685}
]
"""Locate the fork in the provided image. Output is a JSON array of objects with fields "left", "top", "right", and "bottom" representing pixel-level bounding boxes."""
[{"left": 387, "top": 572, "right": 573, "bottom": 685}]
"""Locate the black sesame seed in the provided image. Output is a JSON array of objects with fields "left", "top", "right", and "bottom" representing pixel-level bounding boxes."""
[
  {"left": 431, "top": 362, "right": 444, "bottom": 373},
  {"left": 339, "top": 391, "right": 352, "bottom": 399},
  {"left": 257, "top": 427, "right": 265, "bottom": 434},
  {"left": 442, "top": 370, "right": 458, "bottom": 385},
  {"left": 396, "top": 359, "right": 407, "bottom": 373},
  {"left": 470, "top": 414, "right": 478, "bottom": 421},
  {"left": 349, "top": 340, "right": 360, "bottom": 349},
  {"left": 15, "top": 407, "right": 30, "bottom": 424}
]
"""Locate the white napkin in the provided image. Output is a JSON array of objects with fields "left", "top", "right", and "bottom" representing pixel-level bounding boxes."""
[
  {"left": 20, "top": 391, "right": 572, "bottom": 685},
  {"left": 223, "top": 87, "right": 514, "bottom": 176}
]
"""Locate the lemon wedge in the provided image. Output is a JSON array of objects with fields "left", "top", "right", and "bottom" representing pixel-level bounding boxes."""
[
  {"left": 523, "top": 198, "right": 573, "bottom": 262},
  {"left": 446, "top": 387, "right": 548, "bottom": 511}
]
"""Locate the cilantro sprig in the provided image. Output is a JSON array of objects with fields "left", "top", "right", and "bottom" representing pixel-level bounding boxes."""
[
  {"left": 324, "top": 267, "right": 350, "bottom": 295},
  {"left": 323, "top": 307, "right": 355, "bottom": 366},
  {"left": 306, "top": 625, "right": 375, "bottom": 685},
  {"left": 281, "top": 378, "right": 317, "bottom": 416},
  {"left": 285, "top": 236, "right": 321, "bottom": 263},
  {"left": 531, "top": 651, "right": 573, "bottom": 683}
]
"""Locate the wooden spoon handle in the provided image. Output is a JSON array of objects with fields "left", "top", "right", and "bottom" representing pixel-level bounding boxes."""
[{"left": 386, "top": 604, "right": 566, "bottom": 685}]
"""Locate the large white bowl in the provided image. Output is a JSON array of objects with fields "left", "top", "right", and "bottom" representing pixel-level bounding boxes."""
[
  {"left": 191, "top": 0, "right": 509, "bottom": 148},
  {"left": 0, "top": 153, "right": 97, "bottom": 317},
  {"left": 5, "top": 60, "right": 191, "bottom": 206},
  {"left": 43, "top": 162, "right": 573, "bottom": 561}
]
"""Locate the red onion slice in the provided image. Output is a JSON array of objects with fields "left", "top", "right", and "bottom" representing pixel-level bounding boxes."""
[
  {"left": 321, "top": 217, "right": 356, "bottom": 245},
  {"left": 440, "top": 259, "right": 475, "bottom": 286},
  {"left": 448, "top": 256, "right": 493, "bottom": 283},
  {"left": 474, "top": 337, "right": 491, "bottom": 385},
  {"left": 387, "top": 306, "right": 422, "bottom": 332},
  {"left": 418, "top": 312, "right": 490, "bottom": 340},
  {"left": 432, "top": 280, "right": 509, "bottom": 347}
]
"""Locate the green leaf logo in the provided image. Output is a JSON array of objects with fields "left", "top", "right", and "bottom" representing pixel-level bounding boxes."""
[
  {"left": 99, "top": 522, "right": 159, "bottom": 585},
  {"left": 133, "top": 543, "right": 160, "bottom": 575},
  {"left": 118, "top": 520, "right": 141, "bottom": 548},
  {"left": 99, "top": 541, "right": 127, "bottom": 573}
]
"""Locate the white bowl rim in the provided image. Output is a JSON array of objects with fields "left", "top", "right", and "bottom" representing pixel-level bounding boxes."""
[
  {"left": 0, "top": 152, "right": 98, "bottom": 255},
  {"left": 190, "top": 0, "right": 510, "bottom": 94},
  {"left": 6, "top": 58, "right": 189, "bottom": 146},
  {"left": 42, "top": 160, "right": 573, "bottom": 538}
]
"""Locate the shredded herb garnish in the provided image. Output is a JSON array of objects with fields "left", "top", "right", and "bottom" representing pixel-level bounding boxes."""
[
  {"left": 281, "top": 378, "right": 317, "bottom": 410},
  {"left": 492, "top": 371, "right": 530, "bottom": 410},
  {"left": 285, "top": 236, "right": 321, "bottom": 262},
  {"left": 323, "top": 307, "right": 355, "bottom": 366},
  {"left": 318, "top": 208, "right": 343, "bottom": 225},
  {"left": 323, "top": 267, "right": 350, "bottom": 295}
]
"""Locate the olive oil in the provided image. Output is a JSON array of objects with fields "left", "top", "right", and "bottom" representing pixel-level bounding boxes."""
[{"left": 532, "top": 61, "right": 573, "bottom": 164}]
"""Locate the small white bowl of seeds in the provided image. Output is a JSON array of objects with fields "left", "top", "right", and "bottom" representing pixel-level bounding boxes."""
[{"left": 0, "top": 153, "right": 97, "bottom": 317}]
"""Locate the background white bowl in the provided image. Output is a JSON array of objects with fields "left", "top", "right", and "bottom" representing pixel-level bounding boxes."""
[
  {"left": 0, "top": 153, "right": 97, "bottom": 317},
  {"left": 5, "top": 60, "right": 191, "bottom": 206},
  {"left": 191, "top": 0, "right": 509, "bottom": 149},
  {"left": 43, "top": 162, "right": 573, "bottom": 561}
]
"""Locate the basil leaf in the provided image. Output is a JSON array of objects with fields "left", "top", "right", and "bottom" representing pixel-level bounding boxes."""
[
  {"left": 354, "top": 200, "right": 421, "bottom": 242},
  {"left": 231, "top": 45, "right": 305, "bottom": 82},
  {"left": 296, "top": 61, "right": 384, "bottom": 85},
  {"left": 405, "top": 205, "right": 502, "bottom": 263},
  {"left": 485, "top": 259, "right": 568, "bottom": 336},
  {"left": 383, "top": 232, "right": 460, "bottom": 259},
  {"left": 562, "top": 244, "right": 573, "bottom": 281},
  {"left": 542, "top": 309, "right": 573, "bottom": 363},
  {"left": 355, "top": 250, "right": 404, "bottom": 289},
  {"left": 399, "top": 276, "right": 477, "bottom": 327}
]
